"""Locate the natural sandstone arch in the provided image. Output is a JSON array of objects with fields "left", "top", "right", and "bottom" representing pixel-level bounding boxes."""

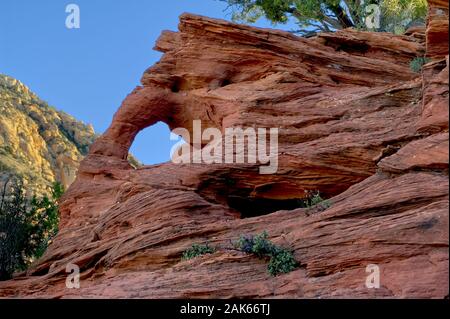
[
  {"left": 1, "top": 6, "right": 448, "bottom": 298},
  {"left": 83, "top": 12, "right": 424, "bottom": 167},
  {"left": 78, "top": 13, "right": 427, "bottom": 200},
  {"left": 86, "top": 83, "right": 228, "bottom": 166},
  {"left": 89, "top": 86, "right": 178, "bottom": 161}
]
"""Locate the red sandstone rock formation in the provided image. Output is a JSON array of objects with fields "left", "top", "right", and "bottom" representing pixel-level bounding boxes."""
[
  {"left": 0, "top": 1, "right": 448, "bottom": 298},
  {"left": 426, "top": 0, "right": 449, "bottom": 59}
]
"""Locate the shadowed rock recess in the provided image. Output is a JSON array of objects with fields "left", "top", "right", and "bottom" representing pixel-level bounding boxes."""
[{"left": 1, "top": 1, "right": 448, "bottom": 298}]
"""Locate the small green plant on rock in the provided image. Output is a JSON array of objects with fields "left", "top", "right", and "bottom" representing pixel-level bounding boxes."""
[
  {"left": 410, "top": 56, "right": 431, "bottom": 73},
  {"left": 181, "top": 243, "right": 215, "bottom": 260},
  {"left": 305, "top": 190, "right": 331, "bottom": 211},
  {"left": 268, "top": 248, "right": 298, "bottom": 276},
  {"left": 234, "top": 231, "right": 297, "bottom": 276}
]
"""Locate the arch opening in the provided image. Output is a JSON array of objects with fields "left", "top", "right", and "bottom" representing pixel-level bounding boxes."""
[{"left": 129, "top": 121, "right": 176, "bottom": 165}]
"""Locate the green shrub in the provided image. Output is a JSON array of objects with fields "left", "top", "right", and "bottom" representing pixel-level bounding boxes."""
[
  {"left": 268, "top": 248, "right": 298, "bottom": 276},
  {"left": 410, "top": 57, "right": 431, "bottom": 73},
  {"left": 237, "top": 232, "right": 275, "bottom": 256},
  {"left": 235, "top": 231, "right": 298, "bottom": 276},
  {"left": 0, "top": 146, "right": 14, "bottom": 155},
  {"left": 305, "top": 190, "right": 331, "bottom": 211},
  {"left": 0, "top": 178, "right": 62, "bottom": 280},
  {"left": 181, "top": 243, "right": 215, "bottom": 260}
]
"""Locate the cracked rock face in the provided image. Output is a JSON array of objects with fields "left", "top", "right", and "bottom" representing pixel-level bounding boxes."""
[{"left": 0, "top": 1, "right": 448, "bottom": 298}]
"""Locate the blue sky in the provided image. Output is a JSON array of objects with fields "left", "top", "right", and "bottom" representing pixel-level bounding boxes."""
[{"left": 0, "top": 0, "right": 295, "bottom": 164}]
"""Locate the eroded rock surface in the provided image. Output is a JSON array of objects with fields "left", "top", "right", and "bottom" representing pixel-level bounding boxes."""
[{"left": 0, "top": 2, "right": 448, "bottom": 298}]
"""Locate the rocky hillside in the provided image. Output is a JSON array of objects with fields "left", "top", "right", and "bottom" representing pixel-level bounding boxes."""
[
  {"left": 0, "top": 74, "right": 96, "bottom": 194},
  {"left": 0, "top": 0, "right": 447, "bottom": 298}
]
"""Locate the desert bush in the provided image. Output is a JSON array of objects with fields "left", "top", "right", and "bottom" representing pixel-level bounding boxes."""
[
  {"left": 410, "top": 56, "right": 431, "bottom": 73},
  {"left": 181, "top": 243, "right": 215, "bottom": 260},
  {"left": 0, "top": 177, "right": 62, "bottom": 280},
  {"left": 235, "top": 231, "right": 297, "bottom": 276},
  {"left": 268, "top": 247, "right": 298, "bottom": 276},
  {"left": 305, "top": 190, "right": 331, "bottom": 211}
]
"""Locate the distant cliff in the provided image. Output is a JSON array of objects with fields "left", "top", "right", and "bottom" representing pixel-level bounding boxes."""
[{"left": 0, "top": 74, "right": 96, "bottom": 194}]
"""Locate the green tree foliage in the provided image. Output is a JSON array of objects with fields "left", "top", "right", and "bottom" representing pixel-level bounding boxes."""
[
  {"left": 220, "top": 0, "right": 427, "bottom": 35},
  {"left": 0, "top": 177, "right": 62, "bottom": 280},
  {"left": 381, "top": 0, "right": 428, "bottom": 34}
]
